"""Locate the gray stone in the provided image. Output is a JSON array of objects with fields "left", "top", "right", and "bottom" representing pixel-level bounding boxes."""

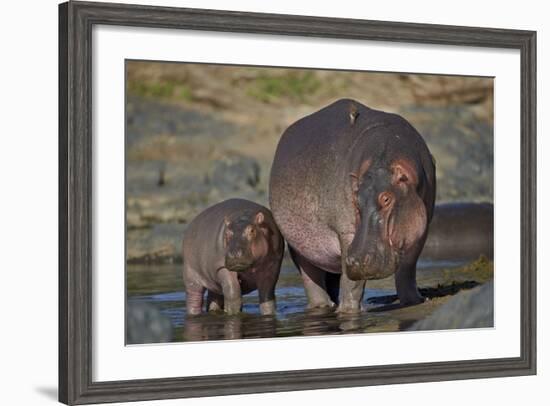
[
  {"left": 207, "top": 155, "right": 261, "bottom": 192},
  {"left": 126, "top": 223, "right": 186, "bottom": 264},
  {"left": 409, "top": 280, "right": 494, "bottom": 331},
  {"left": 126, "top": 301, "right": 173, "bottom": 344}
]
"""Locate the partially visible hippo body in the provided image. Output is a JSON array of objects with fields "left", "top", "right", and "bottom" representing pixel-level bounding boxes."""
[
  {"left": 420, "top": 202, "right": 494, "bottom": 262},
  {"left": 269, "top": 99, "right": 436, "bottom": 313},
  {"left": 182, "top": 199, "right": 284, "bottom": 316}
]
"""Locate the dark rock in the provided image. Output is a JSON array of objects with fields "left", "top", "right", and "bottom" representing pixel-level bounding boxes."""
[
  {"left": 409, "top": 280, "right": 493, "bottom": 331},
  {"left": 126, "top": 301, "right": 173, "bottom": 344},
  {"left": 208, "top": 155, "right": 260, "bottom": 192},
  {"left": 126, "top": 96, "right": 237, "bottom": 146},
  {"left": 402, "top": 105, "right": 493, "bottom": 203},
  {"left": 127, "top": 223, "right": 186, "bottom": 264}
]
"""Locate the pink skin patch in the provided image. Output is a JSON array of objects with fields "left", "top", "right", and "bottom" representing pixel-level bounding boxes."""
[{"left": 388, "top": 158, "right": 427, "bottom": 251}]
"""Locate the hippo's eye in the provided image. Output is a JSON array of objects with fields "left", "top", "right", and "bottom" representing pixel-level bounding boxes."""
[{"left": 378, "top": 192, "right": 393, "bottom": 208}]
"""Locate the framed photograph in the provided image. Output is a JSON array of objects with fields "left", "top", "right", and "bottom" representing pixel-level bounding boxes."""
[{"left": 59, "top": 1, "right": 536, "bottom": 404}]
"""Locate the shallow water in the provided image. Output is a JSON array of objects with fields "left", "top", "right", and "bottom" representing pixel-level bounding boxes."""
[{"left": 126, "top": 260, "right": 476, "bottom": 344}]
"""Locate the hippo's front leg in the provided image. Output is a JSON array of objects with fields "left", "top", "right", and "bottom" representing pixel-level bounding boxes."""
[
  {"left": 395, "top": 260, "right": 424, "bottom": 306},
  {"left": 218, "top": 268, "right": 242, "bottom": 315},
  {"left": 258, "top": 288, "right": 276, "bottom": 316},
  {"left": 206, "top": 291, "right": 224, "bottom": 312},
  {"left": 257, "top": 261, "right": 281, "bottom": 316},
  {"left": 337, "top": 234, "right": 365, "bottom": 313}
]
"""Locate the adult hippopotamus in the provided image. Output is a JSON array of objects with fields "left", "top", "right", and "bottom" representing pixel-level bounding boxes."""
[
  {"left": 269, "top": 99, "right": 436, "bottom": 313},
  {"left": 182, "top": 199, "right": 284, "bottom": 316}
]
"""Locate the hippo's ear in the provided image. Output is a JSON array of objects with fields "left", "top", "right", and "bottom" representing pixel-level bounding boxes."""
[
  {"left": 349, "top": 172, "right": 359, "bottom": 193},
  {"left": 391, "top": 159, "right": 418, "bottom": 186},
  {"left": 350, "top": 159, "right": 371, "bottom": 192},
  {"left": 254, "top": 211, "right": 265, "bottom": 225}
]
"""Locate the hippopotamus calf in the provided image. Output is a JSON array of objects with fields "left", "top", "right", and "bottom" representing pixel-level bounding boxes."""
[
  {"left": 269, "top": 99, "right": 436, "bottom": 313},
  {"left": 182, "top": 199, "right": 284, "bottom": 316}
]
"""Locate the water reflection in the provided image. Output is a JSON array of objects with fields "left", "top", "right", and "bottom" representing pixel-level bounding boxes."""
[
  {"left": 126, "top": 259, "right": 484, "bottom": 344},
  {"left": 178, "top": 308, "right": 396, "bottom": 341},
  {"left": 183, "top": 314, "right": 277, "bottom": 341}
]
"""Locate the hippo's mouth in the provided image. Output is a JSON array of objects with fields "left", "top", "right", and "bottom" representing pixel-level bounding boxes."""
[
  {"left": 225, "top": 258, "right": 254, "bottom": 272},
  {"left": 345, "top": 249, "right": 399, "bottom": 281}
]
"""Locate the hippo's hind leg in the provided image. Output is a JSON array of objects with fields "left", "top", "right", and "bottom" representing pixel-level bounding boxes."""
[
  {"left": 325, "top": 272, "right": 341, "bottom": 305},
  {"left": 289, "top": 246, "right": 335, "bottom": 309},
  {"left": 206, "top": 291, "right": 224, "bottom": 312},
  {"left": 257, "top": 259, "right": 282, "bottom": 316},
  {"left": 183, "top": 265, "right": 205, "bottom": 316}
]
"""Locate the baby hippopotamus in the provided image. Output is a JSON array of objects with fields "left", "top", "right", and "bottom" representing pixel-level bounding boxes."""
[
  {"left": 269, "top": 99, "right": 436, "bottom": 313},
  {"left": 182, "top": 199, "right": 284, "bottom": 316}
]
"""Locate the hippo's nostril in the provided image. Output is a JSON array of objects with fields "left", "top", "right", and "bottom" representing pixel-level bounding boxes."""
[
  {"left": 346, "top": 257, "right": 362, "bottom": 268},
  {"left": 229, "top": 250, "right": 243, "bottom": 259}
]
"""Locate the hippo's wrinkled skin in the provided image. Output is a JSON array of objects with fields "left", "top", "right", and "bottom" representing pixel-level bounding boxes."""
[
  {"left": 183, "top": 199, "right": 284, "bottom": 316},
  {"left": 269, "top": 99, "right": 436, "bottom": 313}
]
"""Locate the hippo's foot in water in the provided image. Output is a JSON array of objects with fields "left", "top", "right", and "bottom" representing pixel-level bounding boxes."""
[
  {"left": 206, "top": 291, "right": 224, "bottom": 312},
  {"left": 219, "top": 268, "right": 243, "bottom": 315},
  {"left": 259, "top": 300, "right": 276, "bottom": 316},
  {"left": 336, "top": 303, "right": 363, "bottom": 314},
  {"left": 395, "top": 262, "right": 425, "bottom": 306},
  {"left": 185, "top": 287, "right": 205, "bottom": 316},
  {"left": 336, "top": 269, "right": 366, "bottom": 314},
  {"left": 399, "top": 291, "right": 425, "bottom": 306},
  {"left": 224, "top": 299, "right": 242, "bottom": 315}
]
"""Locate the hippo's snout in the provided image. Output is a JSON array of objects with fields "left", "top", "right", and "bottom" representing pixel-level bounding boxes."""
[
  {"left": 345, "top": 252, "right": 397, "bottom": 281},
  {"left": 228, "top": 249, "right": 244, "bottom": 259},
  {"left": 225, "top": 252, "right": 254, "bottom": 272}
]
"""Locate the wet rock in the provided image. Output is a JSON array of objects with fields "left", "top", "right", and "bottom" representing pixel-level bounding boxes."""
[
  {"left": 207, "top": 155, "right": 260, "bottom": 192},
  {"left": 126, "top": 301, "right": 173, "bottom": 344},
  {"left": 408, "top": 280, "right": 493, "bottom": 331},
  {"left": 402, "top": 105, "right": 493, "bottom": 203},
  {"left": 126, "top": 96, "right": 236, "bottom": 146},
  {"left": 127, "top": 223, "right": 186, "bottom": 264}
]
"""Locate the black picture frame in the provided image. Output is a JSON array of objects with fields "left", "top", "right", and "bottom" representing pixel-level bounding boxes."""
[{"left": 59, "top": 1, "right": 537, "bottom": 404}]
